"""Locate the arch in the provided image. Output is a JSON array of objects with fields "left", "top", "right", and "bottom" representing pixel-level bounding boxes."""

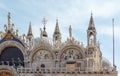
[
  {"left": 41, "top": 64, "right": 45, "bottom": 68},
  {"left": 32, "top": 49, "right": 53, "bottom": 62},
  {"left": 0, "top": 41, "right": 26, "bottom": 57},
  {"left": 0, "top": 66, "right": 19, "bottom": 76},
  {"left": 0, "top": 47, "right": 24, "bottom": 67},
  {"left": 0, "top": 41, "right": 26, "bottom": 67},
  {"left": 30, "top": 47, "right": 55, "bottom": 62},
  {"left": 0, "top": 71, "right": 14, "bottom": 76},
  {"left": 59, "top": 45, "right": 85, "bottom": 60}
]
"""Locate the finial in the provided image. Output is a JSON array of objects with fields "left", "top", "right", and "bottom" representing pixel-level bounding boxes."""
[
  {"left": 56, "top": 18, "right": 58, "bottom": 23},
  {"left": 56, "top": 18, "right": 59, "bottom": 26},
  {"left": 69, "top": 25, "right": 72, "bottom": 39},
  {"left": 91, "top": 10, "right": 93, "bottom": 16},
  {"left": 29, "top": 21, "right": 31, "bottom": 26},
  {"left": 8, "top": 12, "right": 11, "bottom": 26},
  {"left": 42, "top": 17, "right": 47, "bottom": 31}
]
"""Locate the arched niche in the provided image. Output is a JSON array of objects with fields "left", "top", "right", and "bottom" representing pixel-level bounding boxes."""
[
  {"left": 0, "top": 41, "right": 26, "bottom": 57},
  {"left": 0, "top": 46, "right": 24, "bottom": 67},
  {"left": 61, "top": 48, "right": 83, "bottom": 60},
  {"left": 31, "top": 49, "right": 54, "bottom": 68},
  {"left": 32, "top": 49, "right": 53, "bottom": 62},
  {"left": 59, "top": 45, "right": 84, "bottom": 60}
]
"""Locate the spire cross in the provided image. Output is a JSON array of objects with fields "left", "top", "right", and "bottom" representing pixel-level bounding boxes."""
[
  {"left": 42, "top": 17, "right": 47, "bottom": 25},
  {"left": 42, "top": 17, "right": 47, "bottom": 30}
]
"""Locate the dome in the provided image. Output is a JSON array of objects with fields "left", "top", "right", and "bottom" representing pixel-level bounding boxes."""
[
  {"left": 102, "top": 57, "right": 112, "bottom": 71},
  {"left": 41, "top": 37, "right": 53, "bottom": 45},
  {"left": 102, "top": 57, "right": 111, "bottom": 67},
  {"left": 34, "top": 37, "right": 53, "bottom": 45}
]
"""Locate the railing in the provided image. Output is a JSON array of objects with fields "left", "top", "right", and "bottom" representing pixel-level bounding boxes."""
[
  {"left": 16, "top": 67, "right": 114, "bottom": 74},
  {"left": 17, "top": 67, "right": 83, "bottom": 73},
  {"left": 0, "top": 61, "right": 114, "bottom": 74}
]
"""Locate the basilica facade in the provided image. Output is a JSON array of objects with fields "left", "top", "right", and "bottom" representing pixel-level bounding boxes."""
[{"left": 0, "top": 12, "right": 118, "bottom": 76}]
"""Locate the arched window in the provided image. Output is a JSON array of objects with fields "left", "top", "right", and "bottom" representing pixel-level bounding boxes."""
[{"left": 89, "top": 35, "right": 94, "bottom": 45}]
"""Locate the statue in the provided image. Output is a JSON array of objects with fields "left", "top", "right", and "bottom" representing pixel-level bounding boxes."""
[
  {"left": 11, "top": 23, "right": 14, "bottom": 32},
  {"left": 40, "top": 28, "right": 43, "bottom": 38},
  {"left": 7, "top": 12, "right": 12, "bottom": 31},
  {"left": 4, "top": 24, "right": 7, "bottom": 32},
  {"left": 16, "top": 29, "right": 19, "bottom": 36}
]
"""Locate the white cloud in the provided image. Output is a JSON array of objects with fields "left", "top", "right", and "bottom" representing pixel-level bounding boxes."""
[
  {"left": 88, "top": 1, "right": 117, "bottom": 18},
  {"left": 98, "top": 25, "right": 120, "bottom": 39}
]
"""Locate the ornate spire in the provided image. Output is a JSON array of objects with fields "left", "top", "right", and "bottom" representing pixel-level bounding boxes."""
[
  {"left": 53, "top": 19, "right": 61, "bottom": 42},
  {"left": 88, "top": 13, "right": 95, "bottom": 30},
  {"left": 87, "top": 13, "right": 97, "bottom": 46},
  {"left": 54, "top": 19, "right": 60, "bottom": 35},
  {"left": 42, "top": 17, "right": 48, "bottom": 37},
  {"left": 27, "top": 21, "right": 33, "bottom": 36}
]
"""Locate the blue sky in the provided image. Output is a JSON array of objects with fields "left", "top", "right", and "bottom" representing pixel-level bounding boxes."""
[{"left": 0, "top": 0, "right": 120, "bottom": 75}]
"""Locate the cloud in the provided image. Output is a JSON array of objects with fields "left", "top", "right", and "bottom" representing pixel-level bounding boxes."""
[
  {"left": 98, "top": 25, "right": 120, "bottom": 40},
  {"left": 0, "top": 2, "right": 7, "bottom": 10},
  {"left": 87, "top": 1, "right": 118, "bottom": 18}
]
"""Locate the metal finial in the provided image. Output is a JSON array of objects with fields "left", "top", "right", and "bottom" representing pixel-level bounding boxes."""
[{"left": 42, "top": 17, "right": 47, "bottom": 31}]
